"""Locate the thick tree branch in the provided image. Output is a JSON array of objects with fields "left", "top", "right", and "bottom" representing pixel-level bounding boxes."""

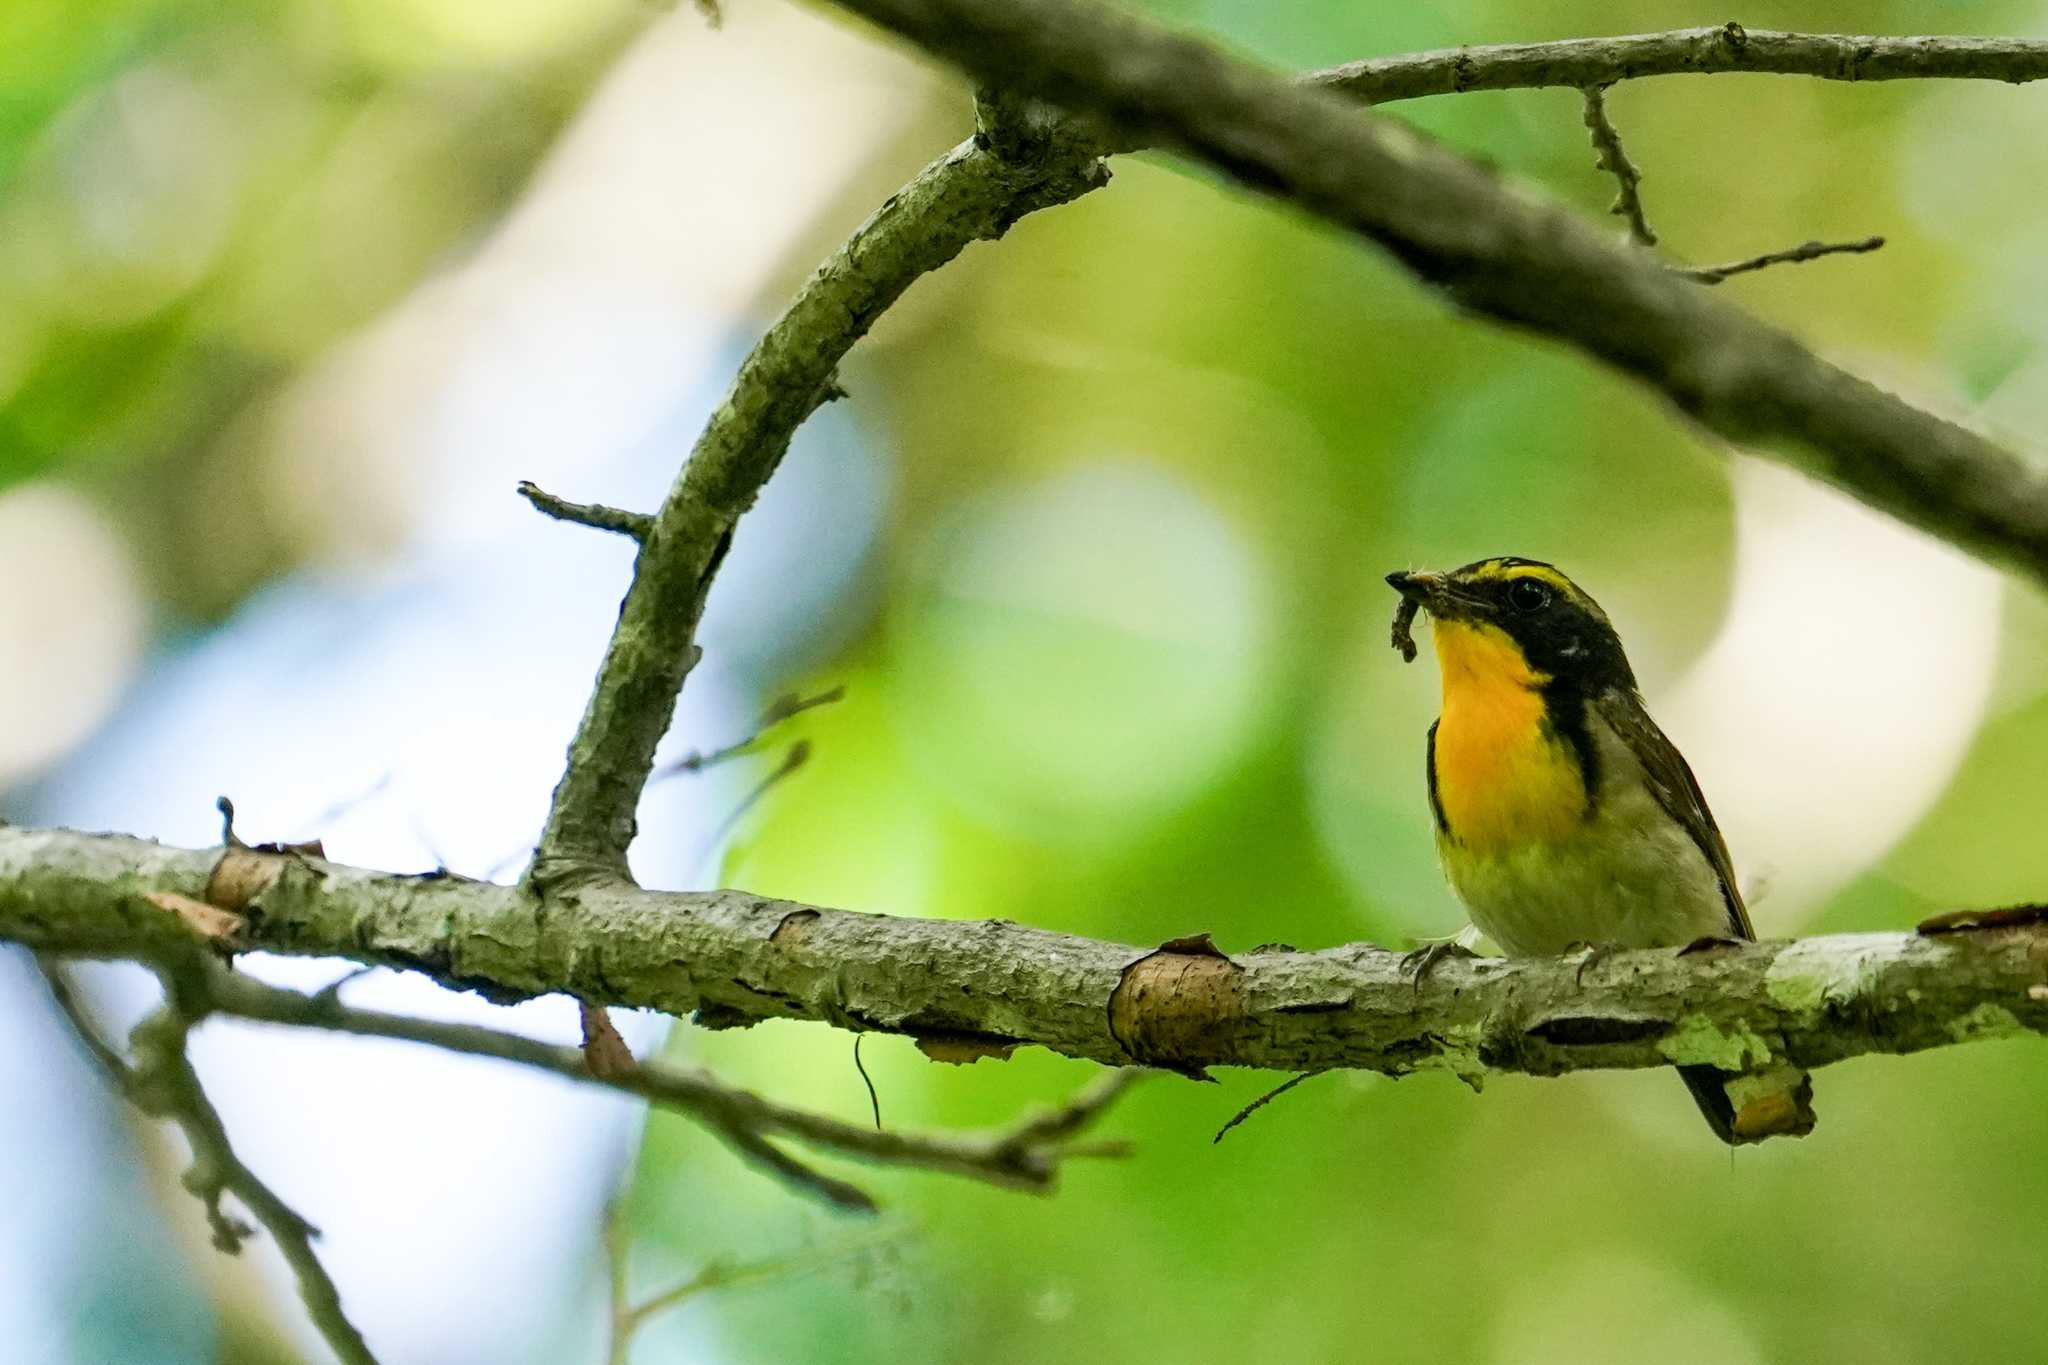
[
  {"left": 16, "top": 837, "right": 1137, "bottom": 1211},
  {"left": 528, "top": 96, "right": 1108, "bottom": 883},
  {"left": 8, "top": 830, "right": 2047, "bottom": 1087},
  {"left": 824, "top": 0, "right": 2048, "bottom": 591}
]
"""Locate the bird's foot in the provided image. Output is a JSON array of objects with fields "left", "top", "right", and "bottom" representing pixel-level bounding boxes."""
[
  {"left": 1400, "top": 939, "right": 1478, "bottom": 993},
  {"left": 1567, "top": 940, "right": 1628, "bottom": 987}
]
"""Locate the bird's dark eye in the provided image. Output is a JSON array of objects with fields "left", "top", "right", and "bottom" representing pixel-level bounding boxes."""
[{"left": 1506, "top": 578, "right": 1551, "bottom": 612}]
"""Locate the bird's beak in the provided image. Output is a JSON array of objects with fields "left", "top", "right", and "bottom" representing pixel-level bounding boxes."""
[{"left": 1385, "top": 569, "right": 1447, "bottom": 610}]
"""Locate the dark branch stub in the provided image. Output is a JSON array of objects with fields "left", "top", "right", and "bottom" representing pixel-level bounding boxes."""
[{"left": 516, "top": 481, "right": 653, "bottom": 541}]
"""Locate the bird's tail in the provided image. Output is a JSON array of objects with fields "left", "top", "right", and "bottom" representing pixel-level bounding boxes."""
[{"left": 1678, "top": 1063, "right": 1817, "bottom": 1145}]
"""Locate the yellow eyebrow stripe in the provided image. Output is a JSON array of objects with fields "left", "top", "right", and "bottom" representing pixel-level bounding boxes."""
[{"left": 1469, "top": 561, "right": 1575, "bottom": 595}]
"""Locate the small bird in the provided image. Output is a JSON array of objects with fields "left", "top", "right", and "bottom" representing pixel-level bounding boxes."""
[{"left": 1386, "top": 557, "right": 1814, "bottom": 1144}]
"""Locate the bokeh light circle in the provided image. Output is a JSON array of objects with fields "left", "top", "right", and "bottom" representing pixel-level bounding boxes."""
[
  {"left": 0, "top": 483, "right": 147, "bottom": 784},
  {"left": 889, "top": 460, "right": 1273, "bottom": 842}
]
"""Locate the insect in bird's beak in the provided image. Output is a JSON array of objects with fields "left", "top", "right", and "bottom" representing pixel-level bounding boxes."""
[{"left": 1385, "top": 570, "right": 1446, "bottom": 662}]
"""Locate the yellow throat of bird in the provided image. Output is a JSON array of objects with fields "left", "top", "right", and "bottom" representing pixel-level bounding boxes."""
[{"left": 1429, "top": 617, "right": 1587, "bottom": 853}]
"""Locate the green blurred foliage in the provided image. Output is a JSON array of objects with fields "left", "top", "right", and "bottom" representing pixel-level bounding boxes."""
[{"left": 0, "top": 0, "right": 643, "bottom": 617}]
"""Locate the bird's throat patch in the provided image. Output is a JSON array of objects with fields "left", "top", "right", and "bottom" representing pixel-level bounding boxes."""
[{"left": 1431, "top": 619, "right": 1587, "bottom": 854}]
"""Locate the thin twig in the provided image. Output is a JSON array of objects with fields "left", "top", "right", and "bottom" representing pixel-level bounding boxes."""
[
  {"left": 1213, "top": 1073, "right": 1315, "bottom": 1145},
  {"left": 718, "top": 1125, "right": 878, "bottom": 1213},
  {"left": 603, "top": 1201, "right": 906, "bottom": 1365},
  {"left": 655, "top": 686, "right": 845, "bottom": 779},
  {"left": 171, "top": 955, "right": 1140, "bottom": 1211},
  {"left": 635, "top": 1230, "right": 903, "bottom": 1320},
  {"left": 516, "top": 481, "right": 654, "bottom": 541},
  {"left": 486, "top": 685, "right": 846, "bottom": 885},
  {"left": 37, "top": 955, "right": 378, "bottom": 1365},
  {"left": 994, "top": 1070, "right": 1142, "bottom": 1150},
  {"left": 38, "top": 957, "right": 135, "bottom": 1081},
  {"left": 604, "top": 1204, "right": 634, "bottom": 1365},
  {"left": 299, "top": 775, "right": 393, "bottom": 840},
  {"left": 1581, "top": 85, "right": 1655, "bottom": 246},
  {"left": 1680, "top": 235, "right": 1887, "bottom": 284},
  {"left": 704, "top": 741, "right": 811, "bottom": 848},
  {"left": 853, "top": 1035, "right": 882, "bottom": 1130}
]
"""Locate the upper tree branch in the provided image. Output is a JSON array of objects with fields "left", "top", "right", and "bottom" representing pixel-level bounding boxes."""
[
  {"left": 1319, "top": 26, "right": 2048, "bottom": 101},
  {"left": 528, "top": 23, "right": 2048, "bottom": 883},
  {"left": 527, "top": 97, "right": 1108, "bottom": 883},
  {"left": 8, "top": 830, "right": 2046, "bottom": 1086},
  {"left": 823, "top": 0, "right": 2048, "bottom": 584}
]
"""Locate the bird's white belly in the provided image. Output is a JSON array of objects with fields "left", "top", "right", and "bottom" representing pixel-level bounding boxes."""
[{"left": 1441, "top": 779, "right": 1731, "bottom": 958}]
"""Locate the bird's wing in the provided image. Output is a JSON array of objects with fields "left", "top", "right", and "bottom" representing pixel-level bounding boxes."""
[
  {"left": 1424, "top": 719, "right": 1447, "bottom": 834},
  {"left": 1594, "top": 689, "right": 1752, "bottom": 940}
]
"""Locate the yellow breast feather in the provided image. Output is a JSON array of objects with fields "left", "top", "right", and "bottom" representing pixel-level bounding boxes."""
[{"left": 1431, "top": 619, "right": 1587, "bottom": 855}]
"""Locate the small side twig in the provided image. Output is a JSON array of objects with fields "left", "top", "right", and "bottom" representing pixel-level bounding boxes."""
[
  {"left": 602, "top": 1202, "right": 905, "bottom": 1365},
  {"left": 1680, "top": 235, "right": 1887, "bottom": 284},
  {"left": 1212, "top": 1072, "right": 1315, "bottom": 1144},
  {"left": 39, "top": 957, "right": 136, "bottom": 1080},
  {"left": 704, "top": 741, "right": 812, "bottom": 848},
  {"left": 516, "top": 481, "right": 654, "bottom": 541},
  {"left": 718, "top": 1124, "right": 879, "bottom": 1213},
  {"left": 1581, "top": 84, "right": 1656, "bottom": 246},
  {"left": 176, "top": 956, "right": 1141, "bottom": 1213},
  {"left": 853, "top": 1035, "right": 882, "bottom": 1131},
  {"left": 36, "top": 955, "right": 378, "bottom": 1365}
]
